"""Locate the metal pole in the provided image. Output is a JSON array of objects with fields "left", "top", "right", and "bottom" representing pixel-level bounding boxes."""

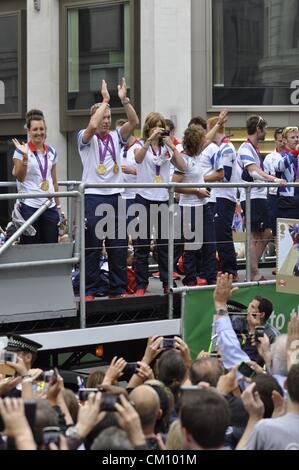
[
  {"left": 180, "top": 290, "right": 187, "bottom": 341},
  {"left": 0, "top": 200, "right": 52, "bottom": 256},
  {"left": 0, "top": 257, "right": 79, "bottom": 270},
  {"left": 245, "top": 187, "right": 252, "bottom": 282},
  {"left": 172, "top": 279, "right": 275, "bottom": 294},
  {"left": 74, "top": 191, "right": 81, "bottom": 259},
  {"left": 168, "top": 187, "right": 175, "bottom": 319},
  {"left": 79, "top": 184, "right": 86, "bottom": 329},
  {"left": 68, "top": 183, "right": 75, "bottom": 240}
]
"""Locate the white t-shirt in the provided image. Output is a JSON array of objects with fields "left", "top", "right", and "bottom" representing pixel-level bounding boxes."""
[
  {"left": 136, "top": 143, "right": 172, "bottom": 201},
  {"left": 120, "top": 139, "right": 142, "bottom": 199},
  {"left": 263, "top": 150, "right": 282, "bottom": 195},
  {"left": 175, "top": 154, "right": 208, "bottom": 207},
  {"left": 199, "top": 142, "right": 223, "bottom": 203},
  {"left": 238, "top": 140, "right": 267, "bottom": 199},
  {"left": 13, "top": 143, "right": 58, "bottom": 208},
  {"left": 77, "top": 129, "right": 125, "bottom": 195},
  {"left": 169, "top": 140, "right": 184, "bottom": 180},
  {"left": 235, "top": 158, "right": 245, "bottom": 202},
  {"left": 214, "top": 140, "right": 237, "bottom": 203}
]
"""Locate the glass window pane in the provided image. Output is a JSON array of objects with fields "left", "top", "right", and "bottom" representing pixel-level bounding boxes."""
[
  {"left": 67, "top": 2, "right": 130, "bottom": 110},
  {"left": 0, "top": 14, "right": 19, "bottom": 114},
  {"left": 212, "top": 0, "right": 299, "bottom": 106}
]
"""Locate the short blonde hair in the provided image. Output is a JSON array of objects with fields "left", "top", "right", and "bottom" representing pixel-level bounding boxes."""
[
  {"left": 166, "top": 420, "right": 184, "bottom": 450},
  {"left": 282, "top": 126, "right": 299, "bottom": 138},
  {"left": 90, "top": 102, "right": 110, "bottom": 115},
  {"left": 207, "top": 116, "right": 224, "bottom": 133}
]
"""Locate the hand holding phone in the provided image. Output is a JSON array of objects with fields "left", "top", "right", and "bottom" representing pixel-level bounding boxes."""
[
  {"left": 238, "top": 362, "right": 256, "bottom": 378},
  {"left": 78, "top": 388, "right": 98, "bottom": 401},
  {"left": 123, "top": 362, "right": 138, "bottom": 377},
  {"left": 161, "top": 337, "right": 175, "bottom": 349},
  {"left": 43, "top": 426, "right": 61, "bottom": 448}
]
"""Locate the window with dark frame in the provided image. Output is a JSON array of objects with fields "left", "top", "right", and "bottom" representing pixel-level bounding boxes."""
[
  {"left": 67, "top": 1, "right": 131, "bottom": 111},
  {"left": 0, "top": 13, "right": 19, "bottom": 115},
  {"left": 212, "top": 0, "right": 299, "bottom": 106}
]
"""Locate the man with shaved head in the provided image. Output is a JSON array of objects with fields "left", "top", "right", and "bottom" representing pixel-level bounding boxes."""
[{"left": 129, "top": 385, "right": 163, "bottom": 449}]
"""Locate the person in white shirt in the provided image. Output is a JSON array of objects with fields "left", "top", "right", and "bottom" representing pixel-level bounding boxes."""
[
  {"left": 133, "top": 112, "right": 186, "bottom": 296},
  {"left": 207, "top": 117, "right": 238, "bottom": 279},
  {"left": 263, "top": 128, "right": 284, "bottom": 239},
  {"left": 238, "top": 115, "right": 284, "bottom": 281},
  {"left": 189, "top": 115, "right": 226, "bottom": 285},
  {"left": 12, "top": 109, "right": 61, "bottom": 244},
  {"left": 77, "top": 79, "right": 139, "bottom": 300},
  {"left": 172, "top": 125, "right": 216, "bottom": 286}
]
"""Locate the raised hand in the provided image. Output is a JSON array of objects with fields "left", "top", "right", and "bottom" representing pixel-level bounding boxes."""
[
  {"left": 118, "top": 77, "right": 127, "bottom": 102},
  {"left": 147, "top": 127, "right": 164, "bottom": 144},
  {"left": 102, "top": 356, "right": 127, "bottom": 385},
  {"left": 12, "top": 138, "right": 27, "bottom": 155},
  {"left": 217, "top": 108, "right": 228, "bottom": 125},
  {"left": 213, "top": 273, "right": 238, "bottom": 309},
  {"left": 142, "top": 335, "right": 164, "bottom": 364},
  {"left": 101, "top": 79, "right": 110, "bottom": 103}
]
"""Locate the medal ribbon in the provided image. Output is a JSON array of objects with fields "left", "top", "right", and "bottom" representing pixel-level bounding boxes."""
[
  {"left": 28, "top": 141, "right": 48, "bottom": 181},
  {"left": 123, "top": 138, "right": 139, "bottom": 159},
  {"left": 150, "top": 144, "right": 162, "bottom": 178},
  {"left": 96, "top": 134, "right": 117, "bottom": 166},
  {"left": 247, "top": 138, "right": 264, "bottom": 170}
]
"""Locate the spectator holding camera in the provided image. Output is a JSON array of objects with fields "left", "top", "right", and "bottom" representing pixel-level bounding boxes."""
[
  {"left": 214, "top": 274, "right": 280, "bottom": 365},
  {"left": 233, "top": 295, "right": 280, "bottom": 363},
  {"left": 1, "top": 334, "right": 43, "bottom": 398}
]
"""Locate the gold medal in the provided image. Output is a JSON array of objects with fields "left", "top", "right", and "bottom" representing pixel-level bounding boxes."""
[
  {"left": 113, "top": 163, "right": 119, "bottom": 174},
  {"left": 40, "top": 180, "right": 49, "bottom": 191},
  {"left": 97, "top": 164, "right": 106, "bottom": 175},
  {"left": 154, "top": 175, "right": 163, "bottom": 183}
]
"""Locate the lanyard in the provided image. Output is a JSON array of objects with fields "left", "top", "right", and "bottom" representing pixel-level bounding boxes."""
[
  {"left": 96, "top": 133, "right": 117, "bottom": 165},
  {"left": 150, "top": 144, "right": 162, "bottom": 177},
  {"left": 123, "top": 138, "right": 139, "bottom": 159},
  {"left": 247, "top": 138, "right": 264, "bottom": 170},
  {"left": 28, "top": 141, "right": 48, "bottom": 181}
]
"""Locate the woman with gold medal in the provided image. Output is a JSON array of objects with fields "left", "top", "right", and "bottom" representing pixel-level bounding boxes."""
[
  {"left": 12, "top": 109, "right": 61, "bottom": 244},
  {"left": 133, "top": 112, "right": 187, "bottom": 296}
]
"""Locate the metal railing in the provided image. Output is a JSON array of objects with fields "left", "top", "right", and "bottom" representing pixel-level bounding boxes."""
[{"left": 1, "top": 180, "right": 298, "bottom": 328}]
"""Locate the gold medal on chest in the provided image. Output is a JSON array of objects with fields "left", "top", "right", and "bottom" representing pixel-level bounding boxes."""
[
  {"left": 153, "top": 175, "right": 162, "bottom": 183},
  {"left": 40, "top": 180, "right": 49, "bottom": 191},
  {"left": 113, "top": 163, "right": 119, "bottom": 174},
  {"left": 97, "top": 164, "right": 106, "bottom": 175}
]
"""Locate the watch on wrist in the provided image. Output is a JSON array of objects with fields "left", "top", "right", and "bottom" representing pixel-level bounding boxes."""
[
  {"left": 65, "top": 426, "right": 81, "bottom": 440},
  {"left": 122, "top": 97, "right": 130, "bottom": 106},
  {"left": 216, "top": 306, "right": 228, "bottom": 316}
]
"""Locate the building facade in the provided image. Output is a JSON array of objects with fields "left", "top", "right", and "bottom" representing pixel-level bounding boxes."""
[{"left": 1, "top": 0, "right": 299, "bottom": 226}]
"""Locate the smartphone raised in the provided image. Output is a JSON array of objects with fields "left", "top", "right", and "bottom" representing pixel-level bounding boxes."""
[
  {"left": 78, "top": 388, "right": 98, "bottom": 401},
  {"left": 255, "top": 325, "right": 266, "bottom": 342},
  {"left": 123, "top": 362, "right": 138, "bottom": 377},
  {"left": 0, "top": 350, "right": 18, "bottom": 363},
  {"left": 100, "top": 393, "right": 121, "bottom": 412},
  {"left": 43, "top": 426, "right": 61, "bottom": 448},
  {"left": 238, "top": 362, "right": 256, "bottom": 378},
  {"left": 161, "top": 337, "right": 175, "bottom": 349}
]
